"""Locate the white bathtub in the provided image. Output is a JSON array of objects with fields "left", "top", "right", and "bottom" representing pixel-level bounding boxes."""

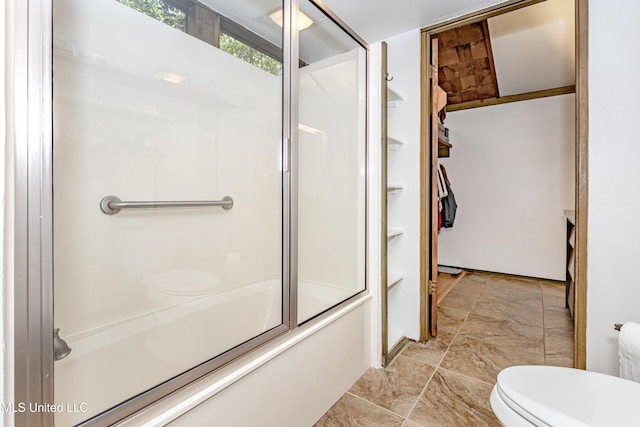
[{"left": 55, "top": 279, "right": 356, "bottom": 425}]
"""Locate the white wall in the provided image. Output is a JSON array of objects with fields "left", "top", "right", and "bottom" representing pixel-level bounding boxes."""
[
  {"left": 384, "top": 30, "right": 422, "bottom": 347},
  {"left": 3, "top": 0, "right": 22, "bottom": 424},
  {"left": 586, "top": 0, "right": 640, "bottom": 376},
  {"left": 439, "top": 95, "right": 575, "bottom": 281},
  {"left": 1, "top": 0, "right": 6, "bottom": 417}
]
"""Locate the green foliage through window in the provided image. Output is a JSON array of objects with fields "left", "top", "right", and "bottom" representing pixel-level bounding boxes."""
[
  {"left": 220, "top": 34, "right": 283, "bottom": 76},
  {"left": 117, "top": 0, "right": 186, "bottom": 31}
]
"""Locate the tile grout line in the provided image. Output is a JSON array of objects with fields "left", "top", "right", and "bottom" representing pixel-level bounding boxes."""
[
  {"left": 349, "top": 328, "right": 470, "bottom": 426},
  {"left": 541, "top": 283, "right": 547, "bottom": 364},
  {"left": 402, "top": 275, "right": 489, "bottom": 423},
  {"left": 344, "top": 391, "right": 408, "bottom": 422},
  {"left": 436, "top": 365, "right": 497, "bottom": 387}
]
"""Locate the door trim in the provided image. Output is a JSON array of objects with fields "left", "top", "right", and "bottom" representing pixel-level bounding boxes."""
[
  {"left": 428, "top": 37, "right": 439, "bottom": 338},
  {"left": 419, "top": 32, "right": 429, "bottom": 343},
  {"left": 574, "top": 0, "right": 588, "bottom": 370},
  {"left": 419, "top": 0, "right": 588, "bottom": 368},
  {"left": 380, "top": 41, "right": 389, "bottom": 363}
]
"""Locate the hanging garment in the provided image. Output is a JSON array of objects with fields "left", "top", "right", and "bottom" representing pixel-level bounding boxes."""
[
  {"left": 437, "top": 164, "right": 444, "bottom": 232},
  {"left": 437, "top": 163, "right": 448, "bottom": 198},
  {"left": 440, "top": 163, "right": 451, "bottom": 186},
  {"left": 440, "top": 164, "right": 457, "bottom": 228}
]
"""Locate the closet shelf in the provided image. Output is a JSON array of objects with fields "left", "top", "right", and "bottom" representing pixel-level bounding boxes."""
[
  {"left": 387, "top": 228, "right": 403, "bottom": 239},
  {"left": 388, "top": 137, "right": 404, "bottom": 150},
  {"left": 388, "top": 88, "right": 404, "bottom": 108},
  {"left": 387, "top": 184, "right": 404, "bottom": 193},
  {"left": 388, "top": 273, "right": 404, "bottom": 289},
  {"left": 568, "top": 227, "right": 576, "bottom": 248},
  {"left": 438, "top": 138, "right": 452, "bottom": 158},
  {"left": 564, "top": 209, "right": 576, "bottom": 225},
  {"left": 568, "top": 251, "right": 575, "bottom": 282},
  {"left": 565, "top": 211, "right": 577, "bottom": 320}
]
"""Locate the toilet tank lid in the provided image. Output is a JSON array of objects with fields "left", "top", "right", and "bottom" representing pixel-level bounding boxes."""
[{"left": 497, "top": 365, "right": 640, "bottom": 427}]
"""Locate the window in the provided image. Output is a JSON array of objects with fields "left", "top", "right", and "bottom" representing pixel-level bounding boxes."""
[
  {"left": 117, "top": 0, "right": 186, "bottom": 31},
  {"left": 117, "top": 0, "right": 282, "bottom": 75},
  {"left": 220, "top": 33, "right": 283, "bottom": 76}
]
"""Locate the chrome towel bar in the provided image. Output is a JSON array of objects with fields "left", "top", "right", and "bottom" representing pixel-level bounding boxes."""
[{"left": 100, "top": 195, "right": 234, "bottom": 215}]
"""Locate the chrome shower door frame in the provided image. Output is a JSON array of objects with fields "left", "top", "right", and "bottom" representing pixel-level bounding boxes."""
[
  {"left": 11, "top": 0, "right": 368, "bottom": 425},
  {"left": 11, "top": 0, "right": 55, "bottom": 426}
]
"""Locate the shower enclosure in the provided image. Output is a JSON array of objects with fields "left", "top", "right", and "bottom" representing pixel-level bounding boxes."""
[{"left": 42, "top": 0, "right": 367, "bottom": 424}]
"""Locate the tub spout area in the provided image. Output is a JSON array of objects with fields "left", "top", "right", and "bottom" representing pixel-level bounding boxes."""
[{"left": 54, "top": 328, "right": 72, "bottom": 361}]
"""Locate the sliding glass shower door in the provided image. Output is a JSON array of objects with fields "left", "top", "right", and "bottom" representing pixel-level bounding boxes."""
[
  {"left": 297, "top": 0, "right": 367, "bottom": 323},
  {"left": 53, "top": 0, "right": 285, "bottom": 424}
]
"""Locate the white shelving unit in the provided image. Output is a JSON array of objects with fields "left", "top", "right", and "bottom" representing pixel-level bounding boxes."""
[
  {"left": 386, "top": 87, "right": 405, "bottom": 281},
  {"left": 387, "top": 228, "right": 403, "bottom": 239},
  {"left": 384, "top": 83, "right": 407, "bottom": 357},
  {"left": 387, "top": 88, "right": 404, "bottom": 108},
  {"left": 381, "top": 38, "right": 422, "bottom": 364},
  {"left": 388, "top": 137, "right": 404, "bottom": 150},
  {"left": 388, "top": 273, "right": 404, "bottom": 289},
  {"left": 387, "top": 184, "right": 404, "bottom": 193}
]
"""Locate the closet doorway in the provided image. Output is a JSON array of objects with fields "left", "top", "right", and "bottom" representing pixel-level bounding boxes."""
[{"left": 420, "top": 0, "right": 587, "bottom": 368}]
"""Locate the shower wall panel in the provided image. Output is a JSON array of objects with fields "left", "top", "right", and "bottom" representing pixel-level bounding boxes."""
[{"left": 54, "top": 0, "right": 281, "bottom": 341}]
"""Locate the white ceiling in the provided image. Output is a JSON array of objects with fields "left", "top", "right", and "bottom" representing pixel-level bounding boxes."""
[{"left": 321, "top": 0, "right": 511, "bottom": 43}]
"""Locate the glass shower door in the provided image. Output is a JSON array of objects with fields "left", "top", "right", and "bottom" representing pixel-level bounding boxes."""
[
  {"left": 52, "top": 0, "right": 284, "bottom": 424},
  {"left": 297, "top": 0, "right": 367, "bottom": 324}
]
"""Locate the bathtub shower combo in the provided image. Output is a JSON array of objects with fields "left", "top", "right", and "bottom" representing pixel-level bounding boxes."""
[{"left": 52, "top": 0, "right": 367, "bottom": 424}]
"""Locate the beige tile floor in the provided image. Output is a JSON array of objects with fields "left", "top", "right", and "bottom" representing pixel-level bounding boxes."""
[{"left": 315, "top": 271, "right": 574, "bottom": 426}]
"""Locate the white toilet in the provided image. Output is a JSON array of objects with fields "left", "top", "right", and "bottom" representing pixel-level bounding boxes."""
[{"left": 490, "top": 365, "right": 640, "bottom": 426}]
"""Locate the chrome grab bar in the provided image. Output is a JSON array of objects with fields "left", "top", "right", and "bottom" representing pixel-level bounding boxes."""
[{"left": 100, "top": 195, "right": 233, "bottom": 215}]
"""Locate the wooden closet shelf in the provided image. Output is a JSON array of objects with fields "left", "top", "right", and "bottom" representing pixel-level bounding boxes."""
[{"left": 438, "top": 138, "right": 452, "bottom": 158}]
